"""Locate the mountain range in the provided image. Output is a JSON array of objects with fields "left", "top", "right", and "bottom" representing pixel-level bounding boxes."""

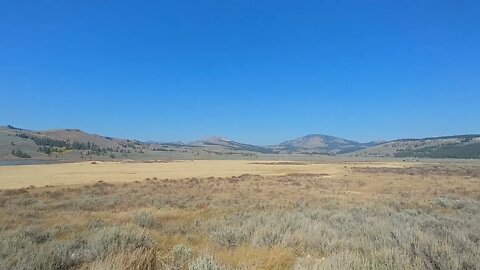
[{"left": 1, "top": 125, "right": 479, "bottom": 162}]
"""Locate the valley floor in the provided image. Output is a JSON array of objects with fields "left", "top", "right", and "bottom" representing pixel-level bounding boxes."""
[
  {"left": 0, "top": 159, "right": 413, "bottom": 189},
  {"left": 0, "top": 160, "right": 479, "bottom": 269}
]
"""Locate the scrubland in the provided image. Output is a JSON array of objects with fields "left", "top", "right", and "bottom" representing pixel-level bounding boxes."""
[{"left": 0, "top": 161, "right": 479, "bottom": 269}]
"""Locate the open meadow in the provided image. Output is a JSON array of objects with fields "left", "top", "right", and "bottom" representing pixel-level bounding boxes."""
[{"left": 0, "top": 160, "right": 479, "bottom": 269}]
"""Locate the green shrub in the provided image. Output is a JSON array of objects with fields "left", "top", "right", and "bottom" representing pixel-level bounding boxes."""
[
  {"left": 172, "top": 244, "right": 193, "bottom": 262},
  {"left": 89, "top": 225, "right": 152, "bottom": 255},
  {"left": 11, "top": 149, "right": 31, "bottom": 158},
  {"left": 210, "top": 227, "right": 247, "bottom": 247},
  {"left": 189, "top": 254, "right": 227, "bottom": 270},
  {"left": 0, "top": 225, "right": 153, "bottom": 270},
  {"left": 132, "top": 211, "right": 157, "bottom": 228}
]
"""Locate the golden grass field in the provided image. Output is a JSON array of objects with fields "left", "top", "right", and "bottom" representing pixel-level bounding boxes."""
[
  {"left": 1, "top": 160, "right": 479, "bottom": 269},
  {"left": 0, "top": 160, "right": 413, "bottom": 189}
]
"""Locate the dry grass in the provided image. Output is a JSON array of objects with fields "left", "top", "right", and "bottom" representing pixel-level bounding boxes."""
[
  {"left": 0, "top": 160, "right": 412, "bottom": 189},
  {"left": 0, "top": 160, "right": 479, "bottom": 269}
]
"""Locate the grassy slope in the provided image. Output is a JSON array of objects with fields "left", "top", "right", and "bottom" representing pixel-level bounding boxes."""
[
  {"left": 352, "top": 135, "right": 480, "bottom": 159},
  {"left": 0, "top": 126, "right": 278, "bottom": 162}
]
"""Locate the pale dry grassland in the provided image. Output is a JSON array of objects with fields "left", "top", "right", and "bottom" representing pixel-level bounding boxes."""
[
  {"left": 0, "top": 160, "right": 479, "bottom": 269},
  {"left": 0, "top": 160, "right": 411, "bottom": 189}
]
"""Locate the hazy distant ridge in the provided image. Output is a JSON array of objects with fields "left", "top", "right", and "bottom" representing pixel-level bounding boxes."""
[
  {"left": 275, "top": 134, "right": 379, "bottom": 154},
  {"left": 1, "top": 125, "right": 479, "bottom": 161}
]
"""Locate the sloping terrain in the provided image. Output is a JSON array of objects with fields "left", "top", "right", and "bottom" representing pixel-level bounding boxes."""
[
  {"left": 0, "top": 126, "right": 145, "bottom": 161},
  {"left": 40, "top": 129, "right": 136, "bottom": 149},
  {"left": 191, "top": 137, "right": 274, "bottom": 154},
  {"left": 0, "top": 126, "right": 275, "bottom": 162},
  {"left": 353, "top": 135, "right": 480, "bottom": 159},
  {"left": 274, "top": 134, "right": 378, "bottom": 154},
  {"left": 2, "top": 125, "right": 480, "bottom": 161}
]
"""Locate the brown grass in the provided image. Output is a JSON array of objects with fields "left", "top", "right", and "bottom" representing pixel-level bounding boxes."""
[{"left": 0, "top": 160, "right": 479, "bottom": 269}]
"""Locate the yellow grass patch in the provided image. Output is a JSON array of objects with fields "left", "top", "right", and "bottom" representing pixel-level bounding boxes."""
[{"left": 0, "top": 159, "right": 414, "bottom": 189}]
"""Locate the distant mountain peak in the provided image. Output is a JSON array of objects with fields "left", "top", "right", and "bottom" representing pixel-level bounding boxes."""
[
  {"left": 277, "top": 134, "right": 376, "bottom": 154},
  {"left": 192, "top": 136, "right": 231, "bottom": 145}
]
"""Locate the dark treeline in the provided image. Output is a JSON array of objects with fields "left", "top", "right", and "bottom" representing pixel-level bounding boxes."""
[
  {"left": 395, "top": 143, "right": 480, "bottom": 159},
  {"left": 11, "top": 149, "right": 31, "bottom": 158},
  {"left": 16, "top": 133, "right": 125, "bottom": 155}
]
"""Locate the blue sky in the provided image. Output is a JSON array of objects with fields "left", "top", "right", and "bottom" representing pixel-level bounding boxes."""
[{"left": 1, "top": 1, "right": 479, "bottom": 145}]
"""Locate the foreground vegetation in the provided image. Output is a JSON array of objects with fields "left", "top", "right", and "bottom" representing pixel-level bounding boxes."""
[{"left": 0, "top": 162, "right": 479, "bottom": 269}]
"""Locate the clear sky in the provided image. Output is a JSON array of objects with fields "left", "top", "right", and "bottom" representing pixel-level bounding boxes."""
[{"left": 1, "top": 1, "right": 479, "bottom": 145}]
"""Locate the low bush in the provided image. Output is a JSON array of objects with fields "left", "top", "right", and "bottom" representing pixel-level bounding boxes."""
[
  {"left": 0, "top": 225, "right": 153, "bottom": 270},
  {"left": 189, "top": 254, "right": 227, "bottom": 270},
  {"left": 132, "top": 211, "right": 158, "bottom": 228}
]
